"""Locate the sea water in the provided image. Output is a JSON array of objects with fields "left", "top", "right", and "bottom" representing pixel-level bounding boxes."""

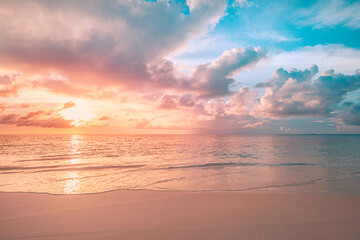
[{"left": 1, "top": 134, "right": 359, "bottom": 194}]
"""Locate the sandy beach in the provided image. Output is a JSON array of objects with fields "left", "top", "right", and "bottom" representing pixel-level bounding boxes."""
[{"left": 1, "top": 190, "right": 359, "bottom": 240}]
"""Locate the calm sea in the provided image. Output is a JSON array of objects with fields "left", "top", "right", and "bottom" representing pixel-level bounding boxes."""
[{"left": 0, "top": 134, "right": 359, "bottom": 194}]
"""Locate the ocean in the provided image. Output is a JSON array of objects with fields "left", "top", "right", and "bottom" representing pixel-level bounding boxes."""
[{"left": 1, "top": 134, "right": 359, "bottom": 194}]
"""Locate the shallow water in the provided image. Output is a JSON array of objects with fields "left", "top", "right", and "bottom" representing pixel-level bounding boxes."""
[{"left": 0, "top": 134, "right": 359, "bottom": 194}]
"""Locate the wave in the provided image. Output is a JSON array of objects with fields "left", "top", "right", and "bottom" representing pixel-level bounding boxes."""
[
  {"left": 16, "top": 156, "right": 81, "bottom": 162},
  {"left": 34, "top": 164, "right": 146, "bottom": 173},
  {"left": 213, "top": 153, "right": 255, "bottom": 158},
  {"left": 148, "top": 177, "right": 187, "bottom": 186},
  {"left": 0, "top": 163, "right": 86, "bottom": 171},
  {"left": 167, "top": 162, "right": 259, "bottom": 169},
  {"left": 4, "top": 171, "right": 360, "bottom": 195},
  {"left": 1, "top": 161, "right": 321, "bottom": 174},
  {"left": 0, "top": 164, "right": 146, "bottom": 173},
  {"left": 166, "top": 161, "right": 321, "bottom": 169},
  {"left": 270, "top": 163, "right": 321, "bottom": 167}
]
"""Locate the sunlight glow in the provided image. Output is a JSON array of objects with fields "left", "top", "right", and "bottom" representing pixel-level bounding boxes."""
[{"left": 60, "top": 100, "right": 94, "bottom": 126}]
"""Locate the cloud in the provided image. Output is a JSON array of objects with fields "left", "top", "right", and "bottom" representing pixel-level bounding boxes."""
[
  {"left": 30, "top": 46, "right": 266, "bottom": 99},
  {"left": 61, "top": 101, "right": 76, "bottom": 110},
  {"left": 340, "top": 102, "right": 360, "bottom": 126},
  {"left": 296, "top": 0, "right": 360, "bottom": 29},
  {"left": 199, "top": 86, "right": 257, "bottom": 118},
  {"left": 158, "top": 94, "right": 195, "bottom": 110},
  {"left": 232, "top": 0, "right": 256, "bottom": 8},
  {"left": 0, "top": 103, "right": 31, "bottom": 112},
  {"left": 225, "top": 87, "right": 257, "bottom": 115},
  {"left": 59, "top": 101, "right": 76, "bottom": 111},
  {"left": 268, "top": 45, "right": 360, "bottom": 75},
  {"left": 0, "top": 101, "right": 80, "bottom": 128},
  {"left": 0, "top": 74, "right": 20, "bottom": 84},
  {"left": 255, "top": 65, "right": 360, "bottom": 119},
  {"left": 159, "top": 95, "right": 178, "bottom": 110},
  {"left": 34, "top": 80, "right": 88, "bottom": 97},
  {"left": 190, "top": 47, "right": 266, "bottom": 97},
  {"left": 280, "top": 126, "right": 291, "bottom": 134},
  {"left": 0, "top": 0, "right": 228, "bottom": 93},
  {"left": 0, "top": 111, "right": 73, "bottom": 128},
  {"left": 0, "top": 85, "right": 22, "bottom": 97},
  {"left": 99, "top": 116, "right": 111, "bottom": 121},
  {"left": 0, "top": 1, "right": 267, "bottom": 102},
  {"left": 179, "top": 94, "right": 196, "bottom": 107},
  {"left": 129, "top": 118, "right": 153, "bottom": 129},
  {"left": 190, "top": 86, "right": 267, "bottom": 133},
  {"left": 20, "top": 103, "right": 31, "bottom": 108},
  {"left": 0, "top": 73, "right": 23, "bottom": 97},
  {"left": 248, "top": 31, "right": 300, "bottom": 42},
  {"left": 1, "top": 1, "right": 358, "bottom": 134}
]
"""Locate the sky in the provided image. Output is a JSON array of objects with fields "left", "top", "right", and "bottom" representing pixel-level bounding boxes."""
[{"left": 0, "top": 0, "right": 360, "bottom": 134}]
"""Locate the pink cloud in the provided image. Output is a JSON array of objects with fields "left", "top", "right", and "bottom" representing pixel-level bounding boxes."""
[
  {"left": 0, "top": 104, "right": 74, "bottom": 128},
  {"left": 99, "top": 116, "right": 110, "bottom": 121},
  {"left": 61, "top": 101, "right": 76, "bottom": 110},
  {"left": 0, "top": 113, "right": 73, "bottom": 128}
]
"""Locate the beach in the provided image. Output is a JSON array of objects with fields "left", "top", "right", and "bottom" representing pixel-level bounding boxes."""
[
  {"left": 1, "top": 190, "right": 360, "bottom": 240},
  {"left": 2, "top": 0, "right": 360, "bottom": 238},
  {"left": 1, "top": 135, "right": 360, "bottom": 239}
]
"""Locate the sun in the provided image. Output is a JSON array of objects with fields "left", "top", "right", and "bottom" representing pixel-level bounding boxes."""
[{"left": 59, "top": 100, "right": 94, "bottom": 126}]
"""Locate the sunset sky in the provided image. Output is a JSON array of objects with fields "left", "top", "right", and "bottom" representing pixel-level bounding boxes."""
[{"left": 1, "top": 0, "right": 360, "bottom": 134}]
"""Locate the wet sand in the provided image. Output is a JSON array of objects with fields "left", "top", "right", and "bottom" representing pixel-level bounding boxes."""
[{"left": 1, "top": 190, "right": 360, "bottom": 240}]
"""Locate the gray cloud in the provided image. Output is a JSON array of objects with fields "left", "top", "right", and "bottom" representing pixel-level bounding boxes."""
[
  {"left": 341, "top": 102, "right": 360, "bottom": 126},
  {"left": 255, "top": 65, "right": 360, "bottom": 121},
  {"left": 190, "top": 47, "right": 266, "bottom": 97}
]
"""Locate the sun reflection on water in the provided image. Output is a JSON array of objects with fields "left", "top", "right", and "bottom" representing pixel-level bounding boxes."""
[{"left": 64, "top": 135, "right": 82, "bottom": 194}]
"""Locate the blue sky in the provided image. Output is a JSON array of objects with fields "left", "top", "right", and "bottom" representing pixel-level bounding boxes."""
[
  {"left": 218, "top": 0, "right": 360, "bottom": 49},
  {"left": 173, "top": 0, "right": 360, "bottom": 59}
]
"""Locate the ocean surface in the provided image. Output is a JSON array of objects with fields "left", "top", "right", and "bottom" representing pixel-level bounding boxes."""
[{"left": 0, "top": 134, "right": 360, "bottom": 194}]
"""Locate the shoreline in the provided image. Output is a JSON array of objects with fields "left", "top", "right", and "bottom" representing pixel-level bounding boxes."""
[
  {"left": 1, "top": 188, "right": 360, "bottom": 196},
  {"left": 1, "top": 190, "right": 360, "bottom": 240}
]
